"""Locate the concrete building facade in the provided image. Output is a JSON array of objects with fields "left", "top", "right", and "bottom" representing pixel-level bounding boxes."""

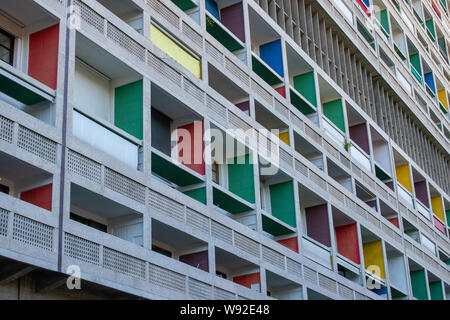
[{"left": 0, "top": 0, "right": 448, "bottom": 300}]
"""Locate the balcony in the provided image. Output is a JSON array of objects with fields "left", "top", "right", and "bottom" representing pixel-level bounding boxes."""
[
  {"left": 150, "top": 84, "right": 206, "bottom": 201},
  {"left": 0, "top": 1, "right": 59, "bottom": 125},
  {"left": 73, "top": 32, "right": 143, "bottom": 168},
  {"left": 70, "top": 183, "right": 143, "bottom": 246},
  {"left": 260, "top": 169, "right": 297, "bottom": 238},
  {"left": 205, "top": 0, "right": 245, "bottom": 57}
]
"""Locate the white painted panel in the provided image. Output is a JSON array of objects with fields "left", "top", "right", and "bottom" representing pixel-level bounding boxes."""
[
  {"left": 350, "top": 144, "right": 371, "bottom": 171},
  {"left": 373, "top": 141, "right": 392, "bottom": 175},
  {"left": 387, "top": 254, "right": 408, "bottom": 294},
  {"left": 397, "top": 183, "right": 414, "bottom": 208},
  {"left": 420, "top": 234, "right": 436, "bottom": 254},
  {"left": 73, "top": 111, "right": 138, "bottom": 168},
  {"left": 417, "top": 201, "right": 431, "bottom": 220},
  {"left": 323, "top": 119, "right": 345, "bottom": 146},
  {"left": 74, "top": 60, "right": 111, "bottom": 121},
  {"left": 302, "top": 236, "right": 331, "bottom": 269},
  {"left": 397, "top": 70, "right": 412, "bottom": 94}
]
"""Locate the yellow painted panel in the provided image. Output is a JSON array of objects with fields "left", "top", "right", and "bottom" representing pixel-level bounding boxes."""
[
  {"left": 438, "top": 90, "right": 448, "bottom": 110},
  {"left": 150, "top": 25, "right": 202, "bottom": 79},
  {"left": 396, "top": 164, "right": 412, "bottom": 193},
  {"left": 363, "top": 240, "right": 385, "bottom": 279},
  {"left": 278, "top": 131, "right": 290, "bottom": 146},
  {"left": 431, "top": 196, "right": 444, "bottom": 221}
]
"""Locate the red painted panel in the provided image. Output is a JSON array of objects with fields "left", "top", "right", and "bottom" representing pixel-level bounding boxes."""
[
  {"left": 20, "top": 184, "right": 52, "bottom": 211},
  {"left": 388, "top": 217, "right": 399, "bottom": 229},
  {"left": 277, "top": 237, "right": 299, "bottom": 253},
  {"left": 233, "top": 272, "right": 260, "bottom": 291},
  {"left": 235, "top": 101, "right": 250, "bottom": 113},
  {"left": 432, "top": 0, "right": 441, "bottom": 18},
  {"left": 28, "top": 24, "right": 59, "bottom": 89},
  {"left": 335, "top": 223, "right": 360, "bottom": 264},
  {"left": 177, "top": 120, "right": 205, "bottom": 175},
  {"left": 220, "top": 2, "right": 245, "bottom": 43},
  {"left": 356, "top": 0, "right": 371, "bottom": 16},
  {"left": 275, "top": 86, "right": 286, "bottom": 98},
  {"left": 434, "top": 217, "right": 446, "bottom": 234}
]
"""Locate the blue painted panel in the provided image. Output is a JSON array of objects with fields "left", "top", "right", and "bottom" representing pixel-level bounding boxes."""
[
  {"left": 206, "top": 0, "right": 220, "bottom": 21},
  {"left": 424, "top": 72, "right": 436, "bottom": 93},
  {"left": 362, "top": 0, "right": 370, "bottom": 7},
  {"left": 371, "top": 287, "right": 387, "bottom": 296},
  {"left": 259, "top": 39, "right": 284, "bottom": 78}
]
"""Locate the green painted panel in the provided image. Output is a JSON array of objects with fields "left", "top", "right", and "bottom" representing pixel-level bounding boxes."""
[
  {"left": 391, "top": 287, "right": 406, "bottom": 299},
  {"left": 184, "top": 187, "right": 206, "bottom": 204},
  {"left": 213, "top": 186, "right": 252, "bottom": 214},
  {"left": 252, "top": 55, "right": 283, "bottom": 86},
  {"left": 227, "top": 154, "right": 255, "bottom": 204},
  {"left": 114, "top": 80, "right": 143, "bottom": 139},
  {"left": 293, "top": 72, "right": 316, "bottom": 107},
  {"left": 290, "top": 89, "right": 315, "bottom": 115},
  {"left": 151, "top": 152, "right": 202, "bottom": 187},
  {"left": 376, "top": 9, "right": 390, "bottom": 35},
  {"left": 410, "top": 270, "right": 428, "bottom": 300},
  {"left": 0, "top": 74, "right": 46, "bottom": 105},
  {"left": 262, "top": 214, "right": 294, "bottom": 236},
  {"left": 446, "top": 209, "right": 450, "bottom": 228},
  {"left": 357, "top": 20, "right": 374, "bottom": 46},
  {"left": 206, "top": 15, "right": 244, "bottom": 52},
  {"left": 171, "top": 0, "right": 196, "bottom": 11},
  {"left": 375, "top": 165, "right": 391, "bottom": 181},
  {"left": 269, "top": 180, "right": 296, "bottom": 228},
  {"left": 429, "top": 281, "right": 443, "bottom": 300},
  {"left": 426, "top": 19, "right": 436, "bottom": 40},
  {"left": 322, "top": 99, "right": 346, "bottom": 133},
  {"left": 410, "top": 53, "right": 422, "bottom": 74}
]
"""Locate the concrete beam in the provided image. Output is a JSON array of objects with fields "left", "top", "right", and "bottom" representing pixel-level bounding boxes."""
[
  {"left": 34, "top": 273, "right": 67, "bottom": 293},
  {"left": 0, "top": 261, "right": 36, "bottom": 285}
]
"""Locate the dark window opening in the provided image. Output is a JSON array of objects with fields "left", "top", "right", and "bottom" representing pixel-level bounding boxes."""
[
  {"left": 0, "top": 28, "right": 14, "bottom": 66},
  {"left": 70, "top": 212, "right": 107, "bottom": 232}
]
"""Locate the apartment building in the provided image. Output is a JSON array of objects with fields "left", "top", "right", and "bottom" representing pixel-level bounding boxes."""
[{"left": 0, "top": 0, "right": 448, "bottom": 300}]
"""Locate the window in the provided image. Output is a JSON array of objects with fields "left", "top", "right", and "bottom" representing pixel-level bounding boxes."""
[
  {"left": 0, "top": 28, "right": 14, "bottom": 66},
  {"left": 70, "top": 212, "right": 107, "bottom": 232},
  {"left": 152, "top": 245, "right": 172, "bottom": 258}
]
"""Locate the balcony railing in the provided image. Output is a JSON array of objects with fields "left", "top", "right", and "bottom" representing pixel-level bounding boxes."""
[{"left": 72, "top": 110, "right": 140, "bottom": 169}]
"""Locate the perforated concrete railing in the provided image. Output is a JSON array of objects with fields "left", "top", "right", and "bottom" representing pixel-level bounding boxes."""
[
  {"left": 63, "top": 229, "right": 273, "bottom": 299},
  {"left": 103, "top": 247, "right": 146, "bottom": 280},
  {"left": 188, "top": 278, "right": 213, "bottom": 300},
  {"left": 64, "top": 233, "right": 101, "bottom": 265},
  {"left": 68, "top": 144, "right": 450, "bottom": 289},
  {"left": 73, "top": 0, "right": 437, "bottom": 229},
  {"left": 148, "top": 263, "right": 186, "bottom": 293},
  {"left": 0, "top": 208, "right": 9, "bottom": 237},
  {"left": 12, "top": 214, "right": 54, "bottom": 251},
  {"left": 17, "top": 126, "right": 57, "bottom": 163},
  {"left": 0, "top": 115, "right": 13, "bottom": 144},
  {"left": 71, "top": 0, "right": 450, "bottom": 288}
]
